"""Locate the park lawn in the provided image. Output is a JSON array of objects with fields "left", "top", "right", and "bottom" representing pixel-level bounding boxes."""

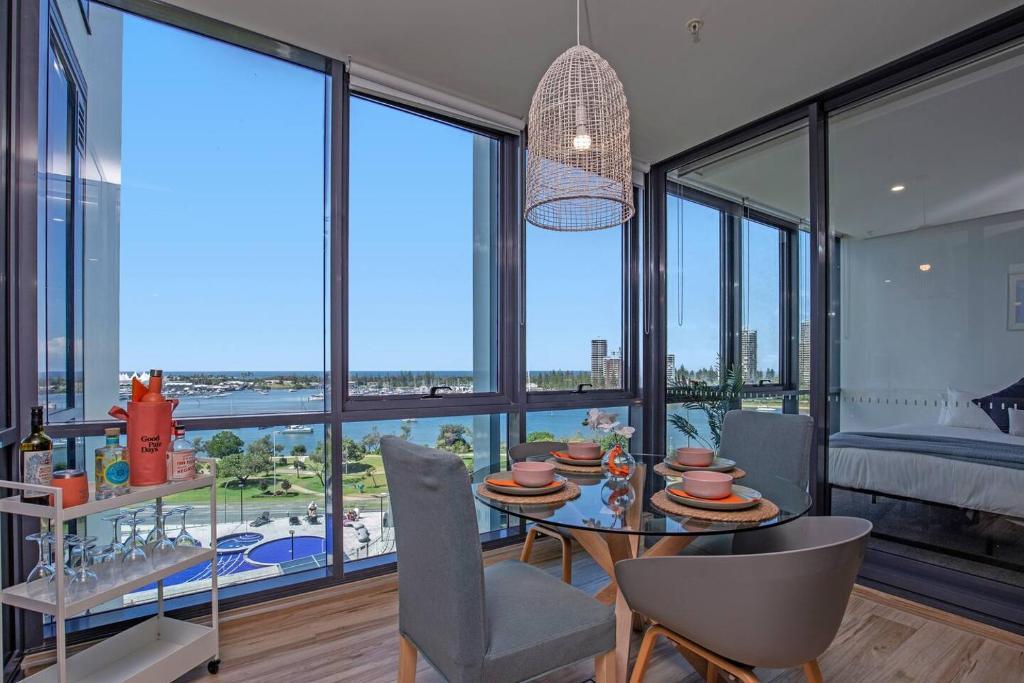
[{"left": 161, "top": 473, "right": 325, "bottom": 506}]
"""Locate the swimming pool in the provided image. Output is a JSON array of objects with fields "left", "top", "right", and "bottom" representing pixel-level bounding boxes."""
[
  {"left": 217, "top": 532, "right": 264, "bottom": 551},
  {"left": 246, "top": 535, "right": 327, "bottom": 565}
]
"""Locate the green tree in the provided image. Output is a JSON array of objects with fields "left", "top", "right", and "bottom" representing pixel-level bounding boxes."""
[
  {"left": 399, "top": 422, "right": 413, "bottom": 440},
  {"left": 248, "top": 434, "right": 283, "bottom": 458},
  {"left": 436, "top": 423, "right": 471, "bottom": 454},
  {"left": 220, "top": 450, "right": 272, "bottom": 487},
  {"left": 308, "top": 441, "right": 329, "bottom": 487},
  {"left": 206, "top": 431, "right": 243, "bottom": 459},
  {"left": 527, "top": 431, "right": 556, "bottom": 443},
  {"left": 342, "top": 437, "right": 366, "bottom": 471},
  {"left": 365, "top": 464, "right": 379, "bottom": 487},
  {"left": 360, "top": 426, "right": 383, "bottom": 454},
  {"left": 290, "top": 444, "right": 307, "bottom": 457},
  {"left": 293, "top": 457, "right": 305, "bottom": 478},
  {"left": 191, "top": 435, "right": 207, "bottom": 455},
  {"left": 280, "top": 480, "right": 292, "bottom": 493}
]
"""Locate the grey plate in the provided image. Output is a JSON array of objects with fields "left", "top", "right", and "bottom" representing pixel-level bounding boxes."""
[
  {"left": 485, "top": 473, "right": 567, "bottom": 496},
  {"left": 665, "top": 484, "right": 762, "bottom": 510},
  {"left": 549, "top": 453, "right": 603, "bottom": 467},
  {"left": 664, "top": 455, "right": 737, "bottom": 473}
]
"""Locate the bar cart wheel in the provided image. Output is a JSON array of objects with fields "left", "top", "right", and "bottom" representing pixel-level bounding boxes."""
[{"left": 208, "top": 658, "right": 221, "bottom": 674}]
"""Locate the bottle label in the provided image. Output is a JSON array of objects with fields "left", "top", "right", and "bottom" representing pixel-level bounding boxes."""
[
  {"left": 23, "top": 450, "right": 53, "bottom": 487},
  {"left": 168, "top": 449, "right": 196, "bottom": 480},
  {"left": 104, "top": 460, "right": 131, "bottom": 486}
]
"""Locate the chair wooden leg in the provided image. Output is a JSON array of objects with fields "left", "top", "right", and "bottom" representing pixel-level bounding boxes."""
[
  {"left": 627, "top": 626, "right": 661, "bottom": 683},
  {"left": 803, "top": 660, "right": 824, "bottom": 683},
  {"left": 520, "top": 527, "right": 538, "bottom": 563},
  {"left": 595, "top": 649, "right": 617, "bottom": 683},
  {"left": 705, "top": 661, "right": 719, "bottom": 683},
  {"left": 398, "top": 634, "right": 417, "bottom": 683},
  {"left": 560, "top": 536, "right": 573, "bottom": 583}
]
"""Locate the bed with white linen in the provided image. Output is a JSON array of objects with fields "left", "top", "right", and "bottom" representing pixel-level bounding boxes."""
[{"left": 829, "top": 423, "right": 1024, "bottom": 519}]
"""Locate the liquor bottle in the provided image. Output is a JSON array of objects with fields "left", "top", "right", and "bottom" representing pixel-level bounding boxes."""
[
  {"left": 140, "top": 369, "right": 164, "bottom": 402},
  {"left": 19, "top": 406, "right": 53, "bottom": 504},
  {"left": 166, "top": 423, "right": 197, "bottom": 481},
  {"left": 95, "top": 427, "right": 130, "bottom": 499}
]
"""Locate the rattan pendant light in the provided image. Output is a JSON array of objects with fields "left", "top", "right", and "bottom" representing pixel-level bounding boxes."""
[{"left": 525, "top": 0, "right": 634, "bottom": 231}]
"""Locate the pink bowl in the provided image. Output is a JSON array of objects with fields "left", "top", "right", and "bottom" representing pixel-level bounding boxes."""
[
  {"left": 512, "top": 461, "right": 556, "bottom": 488},
  {"left": 674, "top": 447, "right": 715, "bottom": 467},
  {"left": 567, "top": 441, "right": 602, "bottom": 460},
  {"left": 682, "top": 471, "right": 733, "bottom": 499}
]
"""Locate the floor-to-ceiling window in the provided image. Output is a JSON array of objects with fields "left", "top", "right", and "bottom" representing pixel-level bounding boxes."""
[
  {"left": 663, "top": 125, "right": 810, "bottom": 455},
  {"left": 827, "top": 42, "right": 1024, "bottom": 592},
  {"left": 35, "top": 0, "right": 332, "bottom": 620}
]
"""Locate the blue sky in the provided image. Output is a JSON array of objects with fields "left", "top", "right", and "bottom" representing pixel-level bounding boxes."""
[{"left": 118, "top": 14, "right": 780, "bottom": 375}]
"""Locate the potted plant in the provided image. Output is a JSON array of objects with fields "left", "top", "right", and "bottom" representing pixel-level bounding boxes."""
[{"left": 667, "top": 362, "right": 743, "bottom": 451}]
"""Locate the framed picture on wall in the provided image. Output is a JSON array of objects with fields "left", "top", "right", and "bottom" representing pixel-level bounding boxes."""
[{"left": 1010, "top": 270, "right": 1024, "bottom": 331}]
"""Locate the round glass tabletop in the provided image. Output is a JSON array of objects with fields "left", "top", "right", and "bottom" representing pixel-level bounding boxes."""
[{"left": 472, "top": 453, "right": 812, "bottom": 536}]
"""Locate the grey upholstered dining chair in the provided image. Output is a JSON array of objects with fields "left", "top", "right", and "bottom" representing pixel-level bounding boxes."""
[
  {"left": 509, "top": 440, "right": 574, "bottom": 582},
  {"left": 683, "top": 409, "right": 814, "bottom": 556},
  {"left": 617, "top": 516, "right": 871, "bottom": 683},
  {"left": 719, "top": 409, "right": 813, "bottom": 489},
  {"left": 381, "top": 437, "right": 616, "bottom": 683}
]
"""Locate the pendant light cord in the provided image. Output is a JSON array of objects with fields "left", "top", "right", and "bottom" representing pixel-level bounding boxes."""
[{"left": 576, "top": 0, "right": 580, "bottom": 45}]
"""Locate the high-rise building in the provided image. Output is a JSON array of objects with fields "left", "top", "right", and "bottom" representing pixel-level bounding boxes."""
[
  {"left": 799, "top": 320, "right": 811, "bottom": 389},
  {"left": 590, "top": 339, "right": 608, "bottom": 387},
  {"left": 740, "top": 329, "right": 758, "bottom": 383},
  {"left": 666, "top": 353, "right": 676, "bottom": 386},
  {"left": 604, "top": 352, "right": 622, "bottom": 389}
]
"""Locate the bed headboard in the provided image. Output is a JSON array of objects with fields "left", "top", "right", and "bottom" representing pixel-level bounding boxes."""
[{"left": 973, "top": 377, "right": 1024, "bottom": 433}]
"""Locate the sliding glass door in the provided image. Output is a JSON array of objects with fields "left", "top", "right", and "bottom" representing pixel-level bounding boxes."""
[{"left": 827, "top": 43, "right": 1024, "bottom": 591}]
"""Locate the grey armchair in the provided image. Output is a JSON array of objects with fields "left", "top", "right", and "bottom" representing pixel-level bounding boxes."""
[
  {"left": 509, "top": 440, "right": 574, "bottom": 582},
  {"left": 617, "top": 516, "right": 871, "bottom": 683},
  {"left": 381, "top": 437, "right": 616, "bottom": 683}
]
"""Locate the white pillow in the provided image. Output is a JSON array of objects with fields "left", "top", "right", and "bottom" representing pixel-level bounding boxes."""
[
  {"left": 938, "top": 388, "right": 1000, "bottom": 431},
  {"left": 1009, "top": 407, "right": 1024, "bottom": 436}
]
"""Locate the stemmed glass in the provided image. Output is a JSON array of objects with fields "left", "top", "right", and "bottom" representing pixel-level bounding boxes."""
[
  {"left": 121, "top": 509, "right": 150, "bottom": 575},
  {"left": 147, "top": 509, "right": 178, "bottom": 566},
  {"left": 102, "top": 513, "right": 128, "bottom": 563},
  {"left": 25, "top": 532, "right": 55, "bottom": 594},
  {"left": 89, "top": 545, "right": 117, "bottom": 588},
  {"left": 172, "top": 506, "right": 200, "bottom": 549},
  {"left": 68, "top": 536, "right": 99, "bottom": 596}
]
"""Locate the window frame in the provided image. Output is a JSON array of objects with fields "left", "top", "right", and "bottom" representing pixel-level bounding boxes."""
[
  {"left": 340, "top": 92, "right": 517, "bottom": 413},
  {"left": 522, "top": 185, "right": 643, "bottom": 408}
]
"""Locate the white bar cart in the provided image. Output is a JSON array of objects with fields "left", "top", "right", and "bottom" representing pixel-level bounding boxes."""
[{"left": 0, "top": 456, "right": 220, "bottom": 682}]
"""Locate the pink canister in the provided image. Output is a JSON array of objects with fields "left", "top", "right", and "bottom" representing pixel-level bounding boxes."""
[{"left": 109, "top": 399, "right": 178, "bottom": 486}]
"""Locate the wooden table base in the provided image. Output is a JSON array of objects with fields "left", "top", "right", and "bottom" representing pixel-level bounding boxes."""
[{"left": 569, "top": 529, "right": 694, "bottom": 683}]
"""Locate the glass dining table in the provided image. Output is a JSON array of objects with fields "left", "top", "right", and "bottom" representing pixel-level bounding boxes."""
[{"left": 472, "top": 453, "right": 812, "bottom": 683}]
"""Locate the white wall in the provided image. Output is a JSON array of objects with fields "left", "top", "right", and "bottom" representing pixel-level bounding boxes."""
[{"left": 838, "top": 211, "right": 1024, "bottom": 430}]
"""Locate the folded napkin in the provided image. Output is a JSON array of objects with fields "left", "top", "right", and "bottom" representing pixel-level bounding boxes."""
[{"left": 668, "top": 487, "right": 758, "bottom": 504}]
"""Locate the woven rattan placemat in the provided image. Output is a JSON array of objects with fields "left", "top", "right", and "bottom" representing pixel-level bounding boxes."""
[
  {"left": 476, "top": 481, "right": 581, "bottom": 506},
  {"left": 650, "top": 490, "right": 779, "bottom": 522},
  {"left": 654, "top": 462, "right": 746, "bottom": 480},
  {"left": 548, "top": 458, "right": 604, "bottom": 474}
]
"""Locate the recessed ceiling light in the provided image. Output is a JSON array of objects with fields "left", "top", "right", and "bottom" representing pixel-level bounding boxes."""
[
  {"left": 890, "top": 184, "right": 906, "bottom": 192},
  {"left": 884, "top": 279, "right": 892, "bottom": 283},
  {"left": 919, "top": 264, "right": 931, "bottom": 272}
]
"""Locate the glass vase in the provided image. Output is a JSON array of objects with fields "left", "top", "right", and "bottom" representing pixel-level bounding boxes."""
[{"left": 601, "top": 444, "right": 636, "bottom": 482}]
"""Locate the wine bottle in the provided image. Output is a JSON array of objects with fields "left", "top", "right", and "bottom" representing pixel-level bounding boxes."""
[
  {"left": 141, "top": 369, "right": 164, "bottom": 402},
  {"left": 20, "top": 406, "right": 53, "bottom": 504}
]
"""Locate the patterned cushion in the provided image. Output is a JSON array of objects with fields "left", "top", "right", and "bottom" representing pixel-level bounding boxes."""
[{"left": 973, "top": 378, "right": 1024, "bottom": 433}]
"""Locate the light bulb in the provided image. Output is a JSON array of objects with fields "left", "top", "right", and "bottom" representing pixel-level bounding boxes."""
[{"left": 572, "top": 104, "right": 592, "bottom": 150}]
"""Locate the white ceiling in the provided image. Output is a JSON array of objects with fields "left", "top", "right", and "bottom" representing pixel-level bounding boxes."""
[
  {"left": 669, "top": 43, "right": 1024, "bottom": 239},
  {"left": 161, "top": 0, "right": 1020, "bottom": 164}
]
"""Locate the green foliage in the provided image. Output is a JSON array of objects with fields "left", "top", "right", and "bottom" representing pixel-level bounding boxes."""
[
  {"left": 206, "top": 431, "right": 244, "bottom": 459},
  {"left": 248, "top": 434, "right": 284, "bottom": 457},
  {"left": 527, "top": 370, "right": 591, "bottom": 391},
  {"left": 219, "top": 449, "right": 273, "bottom": 487},
  {"left": 342, "top": 437, "right": 366, "bottom": 465},
  {"left": 360, "top": 426, "right": 383, "bottom": 454},
  {"left": 399, "top": 422, "right": 413, "bottom": 440},
  {"left": 308, "top": 440, "right": 329, "bottom": 487},
  {"left": 280, "top": 480, "right": 292, "bottom": 492},
  {"left": 436, "top": 423, "right": 471, "bottom": 454},
  {"left": 277, "top": 457, "right": 288, "bottom": 466},
  {"left": 290, "top": 444, "right": 307, "bottom": 457},
  {"left": 527, "top": 431, "right": 556, "bottom": 443},
  {"left": 667, "top": 361, "right": 744, "bottom": 450}
]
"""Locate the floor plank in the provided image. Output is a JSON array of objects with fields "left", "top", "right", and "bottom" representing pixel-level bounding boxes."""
[{"left": 31, "top": 539, "right": 1024, "bottom": 682}]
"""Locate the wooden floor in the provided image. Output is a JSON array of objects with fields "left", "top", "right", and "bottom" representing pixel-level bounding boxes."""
[{"left": 136, "top": 540, "right": 1023, "bottom": 682}]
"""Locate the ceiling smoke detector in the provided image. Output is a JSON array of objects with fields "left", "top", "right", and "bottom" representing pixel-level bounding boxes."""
[{"left": 687, "top": 19, "right": 704, "bottom": 43}]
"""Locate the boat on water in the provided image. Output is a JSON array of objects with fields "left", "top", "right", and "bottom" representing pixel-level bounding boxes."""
[
  {"left": 308, "top": 393, "right": 324, "bottom": 401},
  {"left": 400, "top": 418, "right": 417, "bottom": 423},
  {"left": 287, "top": 388, "right": 298, "bottom": 393},
  {"left": 282, "top": 425, "right": 314, "bottom": 434}
]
